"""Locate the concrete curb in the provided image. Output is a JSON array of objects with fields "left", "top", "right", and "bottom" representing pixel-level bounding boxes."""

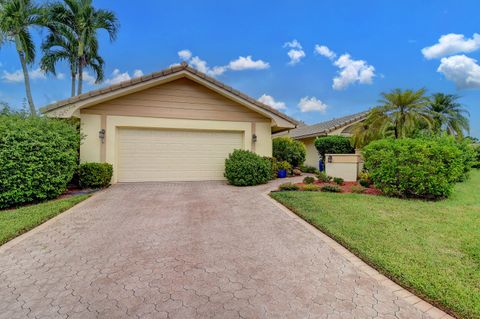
[{"left": 263, "top": 190, "right": 455, "bottom": 319}]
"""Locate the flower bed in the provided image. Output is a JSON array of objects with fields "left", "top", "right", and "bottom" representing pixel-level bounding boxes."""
[{"left": 283, "top": 181, "right": 383, "bottom": 195}]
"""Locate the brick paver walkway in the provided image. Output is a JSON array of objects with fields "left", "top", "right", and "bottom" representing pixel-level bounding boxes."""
[{"left": 0, "top": 179, "right": 450, "bottom": 318}]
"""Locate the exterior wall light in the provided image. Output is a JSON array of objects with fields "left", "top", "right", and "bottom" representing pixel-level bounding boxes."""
[
  {"left": 252, "top": 133, "right": 257, "bottom": 143},
  {"left": 99, "top": 129, "right": 106, "bottom": 144}
]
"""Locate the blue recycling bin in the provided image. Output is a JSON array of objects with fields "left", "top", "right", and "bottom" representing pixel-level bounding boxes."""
[
  {"left": 277, "top": 169, "right": 287, "bottom": 178},
  {"left": 319, "top": 159, "right": 325, "bottom": 172}
]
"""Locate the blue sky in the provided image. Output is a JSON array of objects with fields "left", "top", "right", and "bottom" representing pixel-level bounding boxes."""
[{"left": 0, "top": 0, "right": 479, "bottom": 137}]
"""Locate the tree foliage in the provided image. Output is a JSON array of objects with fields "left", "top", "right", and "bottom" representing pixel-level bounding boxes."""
[
  {"left": 314, "top": 135, "right": 354, "bottom": 159},
  {"left": 272, "top": 136, "right": 306, "bottom": 167}
]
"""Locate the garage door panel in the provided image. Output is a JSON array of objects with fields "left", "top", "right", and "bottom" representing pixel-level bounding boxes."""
[{"left": 117, "top": 128, "right": 243, "bottom": 182}]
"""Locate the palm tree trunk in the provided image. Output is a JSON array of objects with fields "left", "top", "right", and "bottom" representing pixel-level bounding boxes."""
[
  {"left": 77, "top": 63, "right": 83, "bottom": 95},
  {"left": 71, "top": 72, "right": 76, "bottom": 97},
  {"left": 17, "top": 49, "right": 36, "bottom": 116}
]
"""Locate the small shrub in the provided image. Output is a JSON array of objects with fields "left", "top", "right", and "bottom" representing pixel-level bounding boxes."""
[
  {"left": 302, "top": 184, "right": 320, "bottom": 191},
  {"left": 0, "top": 115, "right": 80, "bottom": 208},
  {"left": 78, "top": 163, "right": 113, "bottom": 188},
  {"left": 359, "top": 179, "right": 371, "bottom": 188},
  {"left": 277, "top": 161, "right": 292, "bottom": 172},
  {"left": 225, "top": 150, "right": 271, "bottom": 186},
  {"left": 300, "top": 165, "right": 320, "bottom": 174},
  {"left": 272, "top": 136, "right": 306, "bottom": 167},
  {"left": 472, "top": 145, "right": 480, "bottom": 168},
  {"left": 278, "top": 183, "right": 300, "bottom": 191},
  {"left": 316, "top": 172, "right": 332, "bottom": 183},
  {"left": 351, "top": 185, "right": 365, "bottom": 194},
  {"left": 315, "top": 136, "right": 355, "bottom": 160},
  {"left": 333, "top": 177, "right": 344, "bottom": 185},
  {"left": 362, "top": 137, "right": 472, "bottom": 199},
  {"left": 303, "top": 176, "right": 315, "bottom": 184},
  {"left": 321, "top": 185, "right": 341, "bottom": 193}
]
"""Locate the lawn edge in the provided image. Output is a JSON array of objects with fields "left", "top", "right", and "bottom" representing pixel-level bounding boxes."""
[
  {"left": 264, "top": 191, "right": 456, "bottom": 319},
  {"left": 0, "top": 190, "right": 106, "bottom": 253}
]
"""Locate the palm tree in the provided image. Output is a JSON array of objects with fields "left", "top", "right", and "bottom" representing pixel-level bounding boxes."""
[
  {"left": 40, "top": 26, "right": 104, "bottom": 97},
  {"left": 428, "top": 93, "right": 470, "bottom": 138},
  {"left": 0, "top": 0, "right": 44, "bottom": 115},
  {"left": 48, "top": 0, "right": 118, "bottom": 95},
  {"left": 352, "top": 88, "right": 433, "bottom": 147}
]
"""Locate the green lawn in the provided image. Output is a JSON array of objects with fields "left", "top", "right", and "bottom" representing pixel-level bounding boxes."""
[
  {"left": 0, "top": 195, "right": 89, "bottom": 246},
  {"left": 271, "top": 169, "right": 480, "bottom": 319}
]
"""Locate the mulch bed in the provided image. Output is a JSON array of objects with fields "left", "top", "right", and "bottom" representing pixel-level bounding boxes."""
[{"left": 294, "top": 180, "right": 383, "bottom": 195}]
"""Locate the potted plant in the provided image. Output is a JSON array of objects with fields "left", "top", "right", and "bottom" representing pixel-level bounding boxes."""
[{"left": 277, "top": 161, "right": 292, "bottom": 178}]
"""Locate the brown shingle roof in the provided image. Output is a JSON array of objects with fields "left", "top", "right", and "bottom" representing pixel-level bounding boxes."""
[
  {"left": 40, "top": 62, "right": 299, "bottom": 126},
  {"left": 288, "top": 111, "right": 368, "bottom": 139}
]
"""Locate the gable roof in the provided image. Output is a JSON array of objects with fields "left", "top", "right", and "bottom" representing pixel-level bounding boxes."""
[
  {"left": 40, "top": 62, "right": 298, "bottom": 129},
  {"left": 288, "top": 111, "right": 368, "bottom": 139}
]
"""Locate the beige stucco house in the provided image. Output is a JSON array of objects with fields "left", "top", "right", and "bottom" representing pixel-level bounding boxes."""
[
  {"left": 40, "top": 62, "right": 298, "bottom": 183},
  {"left": 277, "top": 112, "right": 367, "bottom": 168}
]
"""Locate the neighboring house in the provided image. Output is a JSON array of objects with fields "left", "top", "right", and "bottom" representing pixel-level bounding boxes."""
[
  {"left": 276, "top": 112, "right": 367, "bottom": 168},
  {"left": 41, "top": 62, "right": 298, "bottom": 183}
]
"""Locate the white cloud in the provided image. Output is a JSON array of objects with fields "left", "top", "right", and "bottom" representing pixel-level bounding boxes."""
[
  {"left": 133, "top": 69, "right": 144, "bottom": 78},
  {"left": 258, "top": 94, "right": 286, "bottom": 110},
  {"left": 332, "top": 54, "right": 375, "bottom": 90},
  {"left": 284, "top": 39, "right": 306, "bottom": 65},
  {"left": 284, "top": 39, "right": 303, "bottom": 49},
  {"left": 178, "top": 49, "right": 192, "bottom": 60},
  {"left": 56, "top": 72, "right": 66, "bottom": 80},
  {"left": 228, "top": 56, "right": 269, "bottom": 70},
  {"left": 422, "top": 33, "right": 480, "bottom": 59},
  {"left": 437, "top": 54, "right": 480, "bottom": 88},
  {"left": 314, "top": 44, "right": 336, "bottom": 60},
  {"left": 82, "top": 71, "right": 97, "bottom": 85},
  {"left": 298, "top": 96, "right": 328, "bottom": 113},
  {"left": 177, "top": 50, "right": 270, "bottom": 77},
  {"left": 2, "top": 68, "right": 46, "bottom": 82}
]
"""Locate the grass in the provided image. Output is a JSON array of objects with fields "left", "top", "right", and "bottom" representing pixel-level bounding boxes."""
[
  {"left": 0, "top": 195, "right": 89, "bottom": 246},
  {"left": 271, "top": 169, "right": 480, "bottom": 319}
]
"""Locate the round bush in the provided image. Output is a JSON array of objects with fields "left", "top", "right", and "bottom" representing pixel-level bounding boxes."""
[
  {"left": 315, "top": 135, "right": 354, "bottom": 159},
  {"left": 0, "top": 115, "right": 79, "bottom": 208},
  {"left": 224, "top": 150, "right": 271, "bottom": 186},
  {"left": 78, "top": 163, "right": 113, "bottom": 188},
  {"left": 272, "top": 136, "right": 306, "bottom": 167},
  {"left": 362, "top": 137, "right": 472, "bottom": 199}
]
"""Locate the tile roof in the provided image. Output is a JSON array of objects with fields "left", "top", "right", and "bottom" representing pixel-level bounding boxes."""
[
  {"left": 288, "top": 111, "right": 368, "bottom": 139},
  {"left": 40, "top": 62, "right": 299, "bottom": 126}
]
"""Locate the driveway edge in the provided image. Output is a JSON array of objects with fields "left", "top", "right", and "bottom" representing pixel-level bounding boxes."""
[
  {"left": 263, "top": 191, "right": 454, "bottom": 319},
  {"left": 0, "top": 190, "right": 106, "bottom": 254}
]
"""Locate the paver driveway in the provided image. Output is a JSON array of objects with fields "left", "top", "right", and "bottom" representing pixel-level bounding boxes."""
[{"left": 0, "top": 180, "right": 447, "bottom": 319}]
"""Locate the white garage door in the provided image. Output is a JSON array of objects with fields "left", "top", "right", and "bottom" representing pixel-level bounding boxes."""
[{"left": 117, "top": 128, "right": 243, "bottom": 182}]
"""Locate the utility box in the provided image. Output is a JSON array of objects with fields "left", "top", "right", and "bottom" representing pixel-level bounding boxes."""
[{"left": 325, "top": 154, "right": 363, "bottom": 182}]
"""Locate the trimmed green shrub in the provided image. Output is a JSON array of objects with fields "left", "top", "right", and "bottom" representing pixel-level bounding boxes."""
[
  {"left": 0, "top": 115, "right": 80, "bottom": 208},
  {"left": 78, "top": 163, "right": 113, "bottom": 188},
  {"left": 278, "top": 182, "right": 300, "bottom": 191},
  {"left": 321, "top": 185, "right": 341, "bottom": 193},
  {"left": 316, "top": 172, "right": 332, "bottom": 183},
  {"left": 473, "top": 145, "right": 480, "bottom": 168},
  {"left": 362, "top": 137, "right": 473, "bottom": 199},
  {"left": 303, "top": 176, "right": 315, "bottom": 184},
  {"left": 302, "top": 184, "right": 320, "bottom": 191},
  {"left": 351, "top": 185, "right": 365, "bottom": 194},
  {"left": 272, "top": 136, "right": 306, "bottom": 167},
  {"left": 264, "top": 156, "right": 278, "bottom": 180},
  {"left": 225, "top": 150, "right": 271, "bottom": 186},
  {"left": 300, "top": 165, "right": 320, "bottom": 174},
  {"left": 359, "top": 179, "right": 371, "bottom": 188},
  {"left": 277, "top": 161, "right": 292, "bottom": 172},
  {"left": 333, "top": 177, "right": 344, "bottom": 185},
  {"left": 315, "top": 135, "right": 354, "bottom": 160}
]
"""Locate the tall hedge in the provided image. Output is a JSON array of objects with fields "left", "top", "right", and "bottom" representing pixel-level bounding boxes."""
[
  {"left": 362, "top": 137, "right": 474, "bottom": 199},
  {"left": 0, "top": 115, "right": 80, "bottom": 208},
  {"left": 314, "top": 135, "right": 355, "bottom": 159},
  {"left": 272, "top": 136, "right": 306, "bottom": 167}
]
